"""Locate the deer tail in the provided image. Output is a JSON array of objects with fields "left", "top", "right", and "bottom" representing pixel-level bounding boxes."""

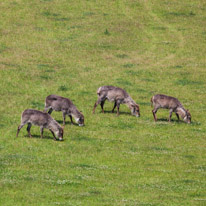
[{"left": 151, "top": 97, "right": 153, "bottom": 108}]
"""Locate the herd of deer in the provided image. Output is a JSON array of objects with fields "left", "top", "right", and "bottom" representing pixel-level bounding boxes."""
[{"left": 16, "top": 85, "right": 192, "bottom": 141}]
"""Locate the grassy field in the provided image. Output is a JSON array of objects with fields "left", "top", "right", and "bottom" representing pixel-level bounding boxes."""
[{"left": 0, "top": 0, "right": 206, "bottom": 205}]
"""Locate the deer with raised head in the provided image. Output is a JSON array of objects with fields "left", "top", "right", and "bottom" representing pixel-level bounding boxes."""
[
  {"left": 151, "top": 94, "right": 191, "bottom": 123},
  {"left": 93, "top": 86, "right": 140, "bottom": 117},
  {"left": 16, "top": 109, "right": 64, "bottom": 140},
  {"left": 44, "top": 95, "right": 84, "bottom": 126}
]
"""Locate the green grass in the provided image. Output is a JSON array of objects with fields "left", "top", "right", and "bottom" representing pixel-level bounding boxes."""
[{"left": 0, "top": 0, "right": 206, "bottom": 205}]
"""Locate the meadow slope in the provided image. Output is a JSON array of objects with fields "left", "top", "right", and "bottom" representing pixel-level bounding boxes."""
[{"left": 0, "top": 0, "right": 206, "bottom": 205}]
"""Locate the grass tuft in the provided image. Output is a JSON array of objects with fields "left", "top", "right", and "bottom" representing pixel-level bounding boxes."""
[
  {"left": 123, "top": 63, "right": 135, "bottom": 68},
  {"left": 104, "top": 29, "right": 110, "bottom": 35},
  {"left": 116, "top": 54, "right": 128, "bottom": 58},
  {"left": 58, "top": 85, "right": 68, "bottom": 91}
]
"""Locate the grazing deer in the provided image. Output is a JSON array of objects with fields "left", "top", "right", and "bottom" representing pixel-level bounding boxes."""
[
  {"left": 16, "top": 109, "right": 64, "bottom": 140},
  {"left": 151, "top": 94, "right": 191, "bottom": 123},
  {"left": 93, "top": 86, "right": 140, "bottom": 117},
  {"left": 44, "top": 95, "right": 84, "bottom": 126}
]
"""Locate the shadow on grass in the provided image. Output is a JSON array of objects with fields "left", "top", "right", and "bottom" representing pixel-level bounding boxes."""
[
  {"left": 99, "top": 110, "right": 131, "bottom": 116},
  {"left": 156, "top": 118, "right": 199, "bottom": 125},
  {"left": 57, "top": 120, "right": 79, "bottom": 126},
  {"left": 155, "top": 118, "right": 201, "bottom": 125},
  {"left": 23, "top": 134, "right": 63, "bottom": 141},
  {"left": 156, "top": 118, "right": 184, "bottom": 123}
]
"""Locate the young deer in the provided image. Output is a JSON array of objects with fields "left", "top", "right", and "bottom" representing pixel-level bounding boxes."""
[
  {"left": 151, "top": 94, "right": 191, "bottom": 123},
  {"left": 16, "top": 109, "right": 64, "bottom": 140},
  {"left": 44, "top": 95, "right": 84, "bottom": 126},
  {"left": 93, "top": 86, "right": 140, "bottom": 117}
]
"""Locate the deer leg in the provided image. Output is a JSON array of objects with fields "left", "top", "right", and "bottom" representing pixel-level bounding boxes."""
[
  {"left": 93, "top": 101, "right": 98, "bottom": 114},
  {"left": 93, "top": 97, "right": 104, "bottom": 114},
  {"left": 49, "top": 129, "right": 57, "bottom": 141},
  {"left": 62, "top": 111, "right": 67, "bottom": 126},
  {"left": 16, "top": 123, "right": 26, "bottom": 137},
  {"left": 27, "top": 123, "right": 32, "bottom": 138},
  {"left": 116, "top": 102, "right": 121, "bottom": 116},
  {"left": 112, "top": 101, "right": 117, "bottom": 113},
  {"left": 152, "top": 108, "right": 158, "bottom": 122},
  {"left": 40, "top": 126, "right": 44, "bottom": 138},
  {"left": 48, "top": 108, "right": 53, "bottom": 114},
  {"left": 43, "top": 106, "right": 50, "bottom": 113},
  {"left": 69, "top": 115, "right": 74, "bottom": 125},
  {"left": 168, "top": 109, "right": 173, "bottom": 122},
  {"left": 176, "top": 113, "right": 180, "bottom": 121},
  {"left": 100, "top": 100, "right": 105, "bottom": 113}
]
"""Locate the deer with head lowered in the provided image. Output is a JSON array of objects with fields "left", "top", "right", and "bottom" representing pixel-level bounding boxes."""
[
  {"left": 16, "top": 109, "right": 64, "bottom": 140},
  {"left": 93, "top": 86, "right": 140, "bottom": 117},
  {"left": 44, "top": 95, "right": 84, "bottom": 126},
  {"left": 151, "top": 94, "right": 191, "bottom": 123}
]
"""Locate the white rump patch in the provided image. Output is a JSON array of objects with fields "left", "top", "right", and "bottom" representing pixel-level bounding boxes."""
[{"left": 97, "top": 87, "right": 102, "bottom": 94}]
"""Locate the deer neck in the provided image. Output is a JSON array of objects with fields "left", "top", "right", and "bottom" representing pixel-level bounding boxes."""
[
  {"left": 49, "top": 120, "right": 61, "bottom": 132},
  {"left": 72, "top": 110, "right": 81, "bottom": 121},
  {"left": 177, "top": 107, "right": 187, "bottom": 119},
  {"left": 125, "top": 101, "right": 135, "bottom": 114},
  {"left": 124, "top": 96, "right": 134, "bottom": 105}
]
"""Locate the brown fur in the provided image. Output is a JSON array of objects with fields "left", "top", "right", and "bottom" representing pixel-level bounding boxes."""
[
  {"left": 93, "top": 86, "right": 140, "bottom": 117},
  {"left": 16, "top": 109, "right": 64, "bottom": 140},
  {"left": 44, "top": 95, "right": 84, "bottom": 126},
  {"left": 151, "top": 94, "right": 191, "bottom": 123}
]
